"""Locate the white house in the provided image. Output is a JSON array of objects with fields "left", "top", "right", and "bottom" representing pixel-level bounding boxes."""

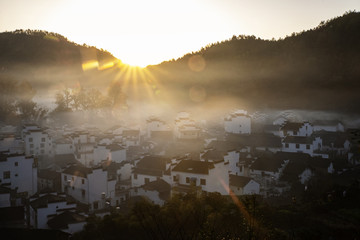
[
  {"left": 131, "top": 179, "right": 171, "bottom": 206},
  {"left": 174, "top": 112, "right": 201, "bottom": 140},
  {"left": 53, "top": 138, "right": 73, "bottom": 155},
  {"left": 224, "top": 150, "right": 240, "bottom": 175},
  {"left": 70, "top": 132, "right": 96, "bottom": 167},
  {"left": 229, "top": 175, "right": 260, "bottom": 195},
  {"left": 280, "top": 122, "right": 313, "bottom": 138},
  {"left": 131, "top": 156, "right": 171, "bottom": 187},
  {"left": 224, "top": 110, "right": 251, "bottom": 135},
  {"left": 0, "top": 153, "right": 37, "bottom": 197},
  {"left": 22, "top": 125, "right": 53, "bottom": 157},
  {"left": 146, "top": 117, "right": 171, "bottom": 139},
  {"left": 282, "top": 136, "right": 327, "bottom": 157},
  {"left": 313, "top": 131, "right": 350, "bottom": 156},
  {"left": 29, "top": 192, "right": 77, "bottom": 229},
  {"left": 171, "top": 159, "right": 229, "bottom": 195},
  {"left": 61, "top": 165, "right": 116, "bottom": 211},
  {"left": 122, "top": 130, "right": 140, "bottom": 147},
  {"left": 249, "top": 154, "right": 289, "bottom": 191}
]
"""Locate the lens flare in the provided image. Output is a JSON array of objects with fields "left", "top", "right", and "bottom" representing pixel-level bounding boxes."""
[{"left": 188, "top": 55, "right": 206, "bottom": 72}]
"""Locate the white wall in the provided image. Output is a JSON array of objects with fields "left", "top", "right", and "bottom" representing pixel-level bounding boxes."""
[
  {"left": 31, "top": 200, "right": 76, "bottom": 229},
  {"left": 111, "top": 148, "right": 126, "bottom": 163},
  {"left": 224, "top": 112, "right": 251, "bottom": 134},
  {"left": 54, "top": 142, "right": 73, "bottom": 155},
  {"left": 224, "top": 150, "right": 240, "bottom": 175},
  {"left": 133, "top": 188, "right": 165, "bottom": 206},
  {"left": 0, "top": 155, "right": 37, "bottom": 196},
  {"left": 243, "top": 180, "right": 260, "bottom": 195},
  {"left": 24, "top": 130, "right": 53, "bottom": 157},
  {"left": 117, "top": 163, "right": 133, "bottom": 181},
  {"left": 131, "top": 173, "right": 158, "bottom": 187}
]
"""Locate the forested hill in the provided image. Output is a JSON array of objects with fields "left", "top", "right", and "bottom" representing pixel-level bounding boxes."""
[
  {"left": 0, "top": 29, "right": 120, "bottom": 89},
  {"left": 147, "top": 11, "right": 360, "bottom": 114}
]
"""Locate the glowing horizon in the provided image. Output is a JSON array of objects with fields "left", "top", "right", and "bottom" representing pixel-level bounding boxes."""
[{"left": 1, "top": 0, "right": 359, "bottom": 67}]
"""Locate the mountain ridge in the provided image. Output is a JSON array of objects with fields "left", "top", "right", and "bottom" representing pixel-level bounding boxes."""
[{"left": 0, "top": 11, "right": 360, "bottom": 114}]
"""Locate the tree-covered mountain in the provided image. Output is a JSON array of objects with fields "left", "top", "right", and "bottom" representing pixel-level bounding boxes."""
[
  {"left": 1, "top": 11, "right": 360, "bottom": 115},
  {"left": 0, "top": 29, "right": 121, "bottom": 90},
  {"left": 147, "top": 11, "right": 360, "bottom": 114}
]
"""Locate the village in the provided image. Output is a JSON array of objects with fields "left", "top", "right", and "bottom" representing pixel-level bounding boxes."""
[{"left": 0, "top": 109, "right": 359, "bottom": 234}]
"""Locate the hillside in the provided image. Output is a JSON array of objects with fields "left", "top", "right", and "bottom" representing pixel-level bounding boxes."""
[
  {"left": 0, "top": 29, "right": 121, "bottom": 90},
  {"left": 0, "top": 12, "right": 360, "bottom": 116},
  {"left": 147, "top": 11, "right": 360, "bottom": 114}
]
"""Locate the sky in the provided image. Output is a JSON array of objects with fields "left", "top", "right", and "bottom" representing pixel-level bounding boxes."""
[{"left": 1, "top": 0, "right": 359, "bottom": 67}]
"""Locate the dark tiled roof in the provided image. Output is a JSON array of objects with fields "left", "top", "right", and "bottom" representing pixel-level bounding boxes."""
[
  {"left": 47, "top": 211, "right": 86, "bottom": 230},
  {"left": 207, "top": 140, "right": 243, "bottom": 152},
  {"left": 62, "top": 165, "right": 92, "bottom": 178},
  {"left": 142, "top": 179, "right": 171, "bottom": 193},
  {"left": 202, "top": 149, "right": 226, "bottom": 162},
  {"left": 133, "top": 156, "right": 170, "bottom": 177},
  {"left": 0, "top": 185, "right": 11, "bottom": 194},
  {"left": 30, "top": 194, "right": 69, "bottom": 209},
  {"left": 229, "top": 175, "right": 252, "bottom": 188},
  {"left": 172, "top": 160, "right": 215, "bottom": 175},
  {"left": 283, "top": 136, "right": 314, "bottom": 144},
  {"left": 280, "top": 122, "right": 304, "bottom": 132},
  {"left": 107, "top": 144, "right": 124, "bottom": 151},
  {"left": 313, "top": 131, "right": 349, "bottom": 148},
  {"left": 226, "top": 133, "right": 282, "bottom": 148},
  {"left": 38, "top": 169, "right": 61, "bottom": 180},
  {"left": 250, "top": 153, "right": 286, "bottom": 172}
]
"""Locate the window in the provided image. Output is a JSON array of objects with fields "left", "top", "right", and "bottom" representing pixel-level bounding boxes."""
[
  {"left": 64, "top": 175, "right": 67, "bottom": 181},
  {"left": 240, "top": 166, "right": 243, "bottom": 172},
  {"left": 29, "top": 138, "right": 33, "bottom": 142},
  {"left": 30, "top": 144, "right": 34, "bottom": 148},
  {"left": 15, "top": 174, "right": 18, "bottom": 177},
  {"left": 133, "top": 174, "right": 137, "bottom": 180},
  {"left": 200, "top": 179, "right": 206, "bottom": 185},
  {"left": 285, "top": 143, "right": 289, "bottom": 148},
  {"left": 82, "top": 189, "right": 86, "bottom": 197},
  {"left": 30, "top": 150, "right": 34, "bottom": 154},
  {"left": 3, "top": 171, "right": 10, "bottom": 179},
  {"left": 296, "top": 144, "right": 300, "bottom": 149},
  {"left": 82, "top": 179, "right": 85, "bottom": 184},
  {"left": 72, "top": 176, "right": 74, "bottom": 181},
  {"left": 14, "top": 162, "right": 18, "bottom": 166},
  {"left": 186, "top": 177, "right": 190, "bottom": 183},
  {"left": 40, "top": 143, "right": 45, "bottom": 148},
  {"left": 40, "top": 150, "right": 44, "bottom": 154},
  {"left": 306, "top": 145, "right": 310, "bottom": 150},
  {"left": 145, "top": 178, "right": 150, "bottom": 184},
  {"left": 93, "top": 202, "right": 98, "bottom": 210},
  {"left": 41, "top": 138, "right": 46, "bottom": 142},
  {"left": 173, "top": 176, "right": 178, "bottom": 182}
]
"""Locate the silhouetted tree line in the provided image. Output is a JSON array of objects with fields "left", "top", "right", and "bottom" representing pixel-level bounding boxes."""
[
  {"left": 0, "top": 77, "right": 47, "bottom": 123},
  {"left": 54, "top": 85, "right": 127, "bottom": 112},
  {"left": 148, "top": 11, "right": 360, "bottom": 113}
]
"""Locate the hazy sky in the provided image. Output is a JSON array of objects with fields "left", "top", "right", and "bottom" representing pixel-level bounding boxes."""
[{"left": 1, "top": 0, "right": 359, "bottom": 67}]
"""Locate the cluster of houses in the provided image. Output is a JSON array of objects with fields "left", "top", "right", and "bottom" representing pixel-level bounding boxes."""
[{"left": 0, "top": 110, "right": 359, "bottom": 234}]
